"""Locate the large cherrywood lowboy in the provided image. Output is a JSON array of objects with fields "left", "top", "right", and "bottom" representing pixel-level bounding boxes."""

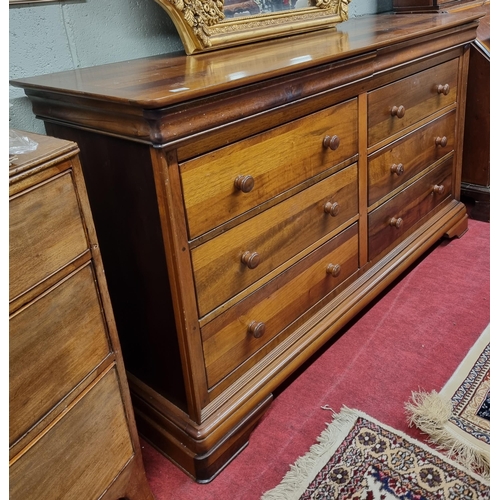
[
  {"left": 11, "top": 9, "right": 485, "bottom": 483},
  {"left": 9, "top": 131, "right": 154, "bottom": 499}
]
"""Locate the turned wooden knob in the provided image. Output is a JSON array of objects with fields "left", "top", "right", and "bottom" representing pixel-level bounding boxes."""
[
  {"left": 437, "top": 84, "right": 450, "bottom": 95},
  {"left": 241, "top": 251, "right": 260, "bottom": 269},
  {"left": 234, "top": 175, "right": 255, "bottom": 193},
  {"left": 390, "top": 163, "right": 404, "bottom": 176},
  {"left": 324, "top": 201, "right": 340, "bottom": 217},
  {"left": 323, "top": 135, "right": 341, "bottom": 151},
  {"left": 391, "top": 105, "right": 406, "bottom": 119},
  {"left": 390, "top": 217, "right": 403, "bottom": 229},
  {"left": 435, "top": 136, "right": 448, "bottom": 147},
  {"left": 326, "top": 263, "right": 341, "bottom": 277},
  {"left": 248, "top": 321, "right": 266, "bottom": 338},
  {"left": 433, "top": 184, "right": 445, "bottom": 195}
]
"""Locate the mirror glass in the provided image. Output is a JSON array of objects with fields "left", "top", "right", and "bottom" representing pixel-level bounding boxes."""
[{"left": 224, "top": 0, "right": 310, "bottom": 18}]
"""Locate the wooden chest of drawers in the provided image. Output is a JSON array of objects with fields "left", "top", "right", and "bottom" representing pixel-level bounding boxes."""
[
  {"left": 11, "top": 10, "right": 484, "bottom": 482},
  {"left": 9, "top": 131, "right": 153, "bottom": 500}
]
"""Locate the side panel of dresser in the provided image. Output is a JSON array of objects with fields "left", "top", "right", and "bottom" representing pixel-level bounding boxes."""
[
  {"left": 9, "top": 134, "right": 154, "bottom": 500},
  {"left": 460, "top": 14, "right": 490, "bottom": 221}
]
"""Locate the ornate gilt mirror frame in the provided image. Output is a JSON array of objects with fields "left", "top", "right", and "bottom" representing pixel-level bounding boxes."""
[{"left": 153, "top": 0, "right": 350, "bottom": 54}]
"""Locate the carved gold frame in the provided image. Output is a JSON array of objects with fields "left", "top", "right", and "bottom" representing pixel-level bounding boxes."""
[{"left": 153, "top": 0, "right": 350, "bottom": 54}]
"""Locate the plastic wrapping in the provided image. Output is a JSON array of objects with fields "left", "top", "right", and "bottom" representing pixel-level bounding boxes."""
[{"left": 9, "top": 129, "right": 38, "bottom": 155}]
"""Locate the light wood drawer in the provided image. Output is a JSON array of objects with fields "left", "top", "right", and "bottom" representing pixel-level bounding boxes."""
[
  {"left": 368, "top": 110, "right": 455, "bottom": 206},
  {"left": 368, "top": 59, "right": 458, "bottom": 147},
  {"left": 368, "top": 156, "right": 453, "bottom": 260},
  {"left": 192, "top": 163, "right": 358, "bottom": 316},
  {"left": 9, "top": 263, "right": 111, "bottom": 447},
  {"left": 202, "top": 223, "right": 359, "bottom": 388},
  {"left": 9, "top": 367, "right": 134, "bottom": 500},
  {"left": 9, "top": 169, "right": 88, "bottom": 302},
  {"left": 181, "top": 99, "right": 358, "bottom": 238}
]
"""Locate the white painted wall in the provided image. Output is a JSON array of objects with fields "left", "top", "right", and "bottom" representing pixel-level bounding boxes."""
[{"left": 9, "top": 0, "right": 392, "bottom": 133}]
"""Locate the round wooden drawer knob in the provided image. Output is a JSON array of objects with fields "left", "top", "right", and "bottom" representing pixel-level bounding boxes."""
[
  {"left": 390, "top": 163, "right": 404, "bottom": 176},
  {"left": 390, "top": 217, "right": 403, "bottom": 229},
  {"left": 323, "top": 135, "right": 341, "bottom": 151},
  {"left": 234, "top": 175, "right": 255, "bottom": 193},
  {"left": 435, "top": 136, "right": 448, "bottom": 147},
  {"left": 324, "top": 201, "right": 340, "bottom": 217},
  {"left": 241, "top": 251, "right": 260, "bottom": 269},
  {"left": 248, "top": 321, "right": 266, "bottom": 338},
  {"left": 433, "top": 184, "right": 445, "bottom": 195},
  {"left": 437, "top": 84, "right": 450, "bottom": 95},
  {"left": 391, "top": 105, "right": 406, "bottom": 119},
  {"left": 326, "top": 263, "right": 341, "bottom": 277}
]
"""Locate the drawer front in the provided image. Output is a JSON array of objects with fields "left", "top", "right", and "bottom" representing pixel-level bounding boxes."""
[
  {"left": 368, "top": 59, "right": 458, "bottom": 147},
  {"left": 181, "top": 99, "right": 358, "bottom": 238},
  {"left": 9, "top": 264, "right": 111, "bottom": 446},
  {"left": 368, "top": 156, "right": 453, "bottom": 261},
  {"left": 202, "top": 223, "right": 359, "bottom": 388},
  {"left": 192, "top": 163, "right": 358, "bottom": 316},
  {"left": 368, "top": 110, "right": 455, "bottom": 206},
  {"left": 9, "top": 170, "right": 88, "bottom": 301},
  {"left": 10, "top": 367, "right": 134, "bottom": 500}
]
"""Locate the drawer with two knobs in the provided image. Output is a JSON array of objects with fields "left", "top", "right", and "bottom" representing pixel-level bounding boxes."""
[
  {"left": 368, "top": 58, "right": 458, "bottom": 147},
  {"left": 368, "top": 155, "right": 453, "bottom": 260},
  {"left": 181, "top": 98, "right": 358, "bottom": 239},
  {"left": 192, "top": 163, "right": 359, "bottom": 316},
  {"left": 202, "top": 223, "right": 359, "bottom": 389},
  {"left": 368, "top": 110, "right": 455, "bottom": 206}
]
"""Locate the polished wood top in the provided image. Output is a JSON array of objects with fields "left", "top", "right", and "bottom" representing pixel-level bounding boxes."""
[{"left": 10, "top": 10, "right": 485, "bottom": 109}]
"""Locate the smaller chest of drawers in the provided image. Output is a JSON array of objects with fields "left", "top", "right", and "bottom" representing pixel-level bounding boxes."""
[{"left": 9, "top": 131, "right": 154, "bottom": 500}]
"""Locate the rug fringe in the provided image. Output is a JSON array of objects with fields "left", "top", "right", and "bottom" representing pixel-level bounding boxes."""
[
  {"left": 261, "top": 407, "right": 360, "bottom": 500},
  {"left": 262, "top": 406, "right": 489, "bottom": 499},
  {"left": 405, "top": 390, "right": 490, "bottom": 479}
]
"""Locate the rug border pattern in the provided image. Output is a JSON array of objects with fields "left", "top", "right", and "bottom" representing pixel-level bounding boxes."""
[{"left": 261, "top": 407, "right": 490, "bottom": 500}]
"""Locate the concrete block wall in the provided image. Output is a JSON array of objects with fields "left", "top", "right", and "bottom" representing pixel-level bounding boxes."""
[{"left": 9, "top": 0, "right": 392, "bottom": 133}]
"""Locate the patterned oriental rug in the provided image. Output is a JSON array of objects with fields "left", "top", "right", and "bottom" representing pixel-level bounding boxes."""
[
  {"left": 405, "top": 325, "right": 490, "bottom": 479},
  {"left": 261, "top": 407, "right": 489, "bottom": 500}
]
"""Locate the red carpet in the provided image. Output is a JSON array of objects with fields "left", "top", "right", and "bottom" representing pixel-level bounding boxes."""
[{"left": 141, "top": 218, "right": 490, "bottom": 500}]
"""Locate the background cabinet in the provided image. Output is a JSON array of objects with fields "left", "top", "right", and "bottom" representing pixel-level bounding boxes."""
[
  {"left": 9, "top": 131, "right": 154, "bottom": 500},
  {"left": 459, "top": 2, "right": 490, "bottom": 221},
  {"left": 393, "top": 0, "right": 484, "bottom": 12}
]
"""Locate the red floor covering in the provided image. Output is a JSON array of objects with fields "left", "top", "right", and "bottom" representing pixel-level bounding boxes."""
[{"left": 141, "top": 218, "right": 490, "bottom": 500}]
